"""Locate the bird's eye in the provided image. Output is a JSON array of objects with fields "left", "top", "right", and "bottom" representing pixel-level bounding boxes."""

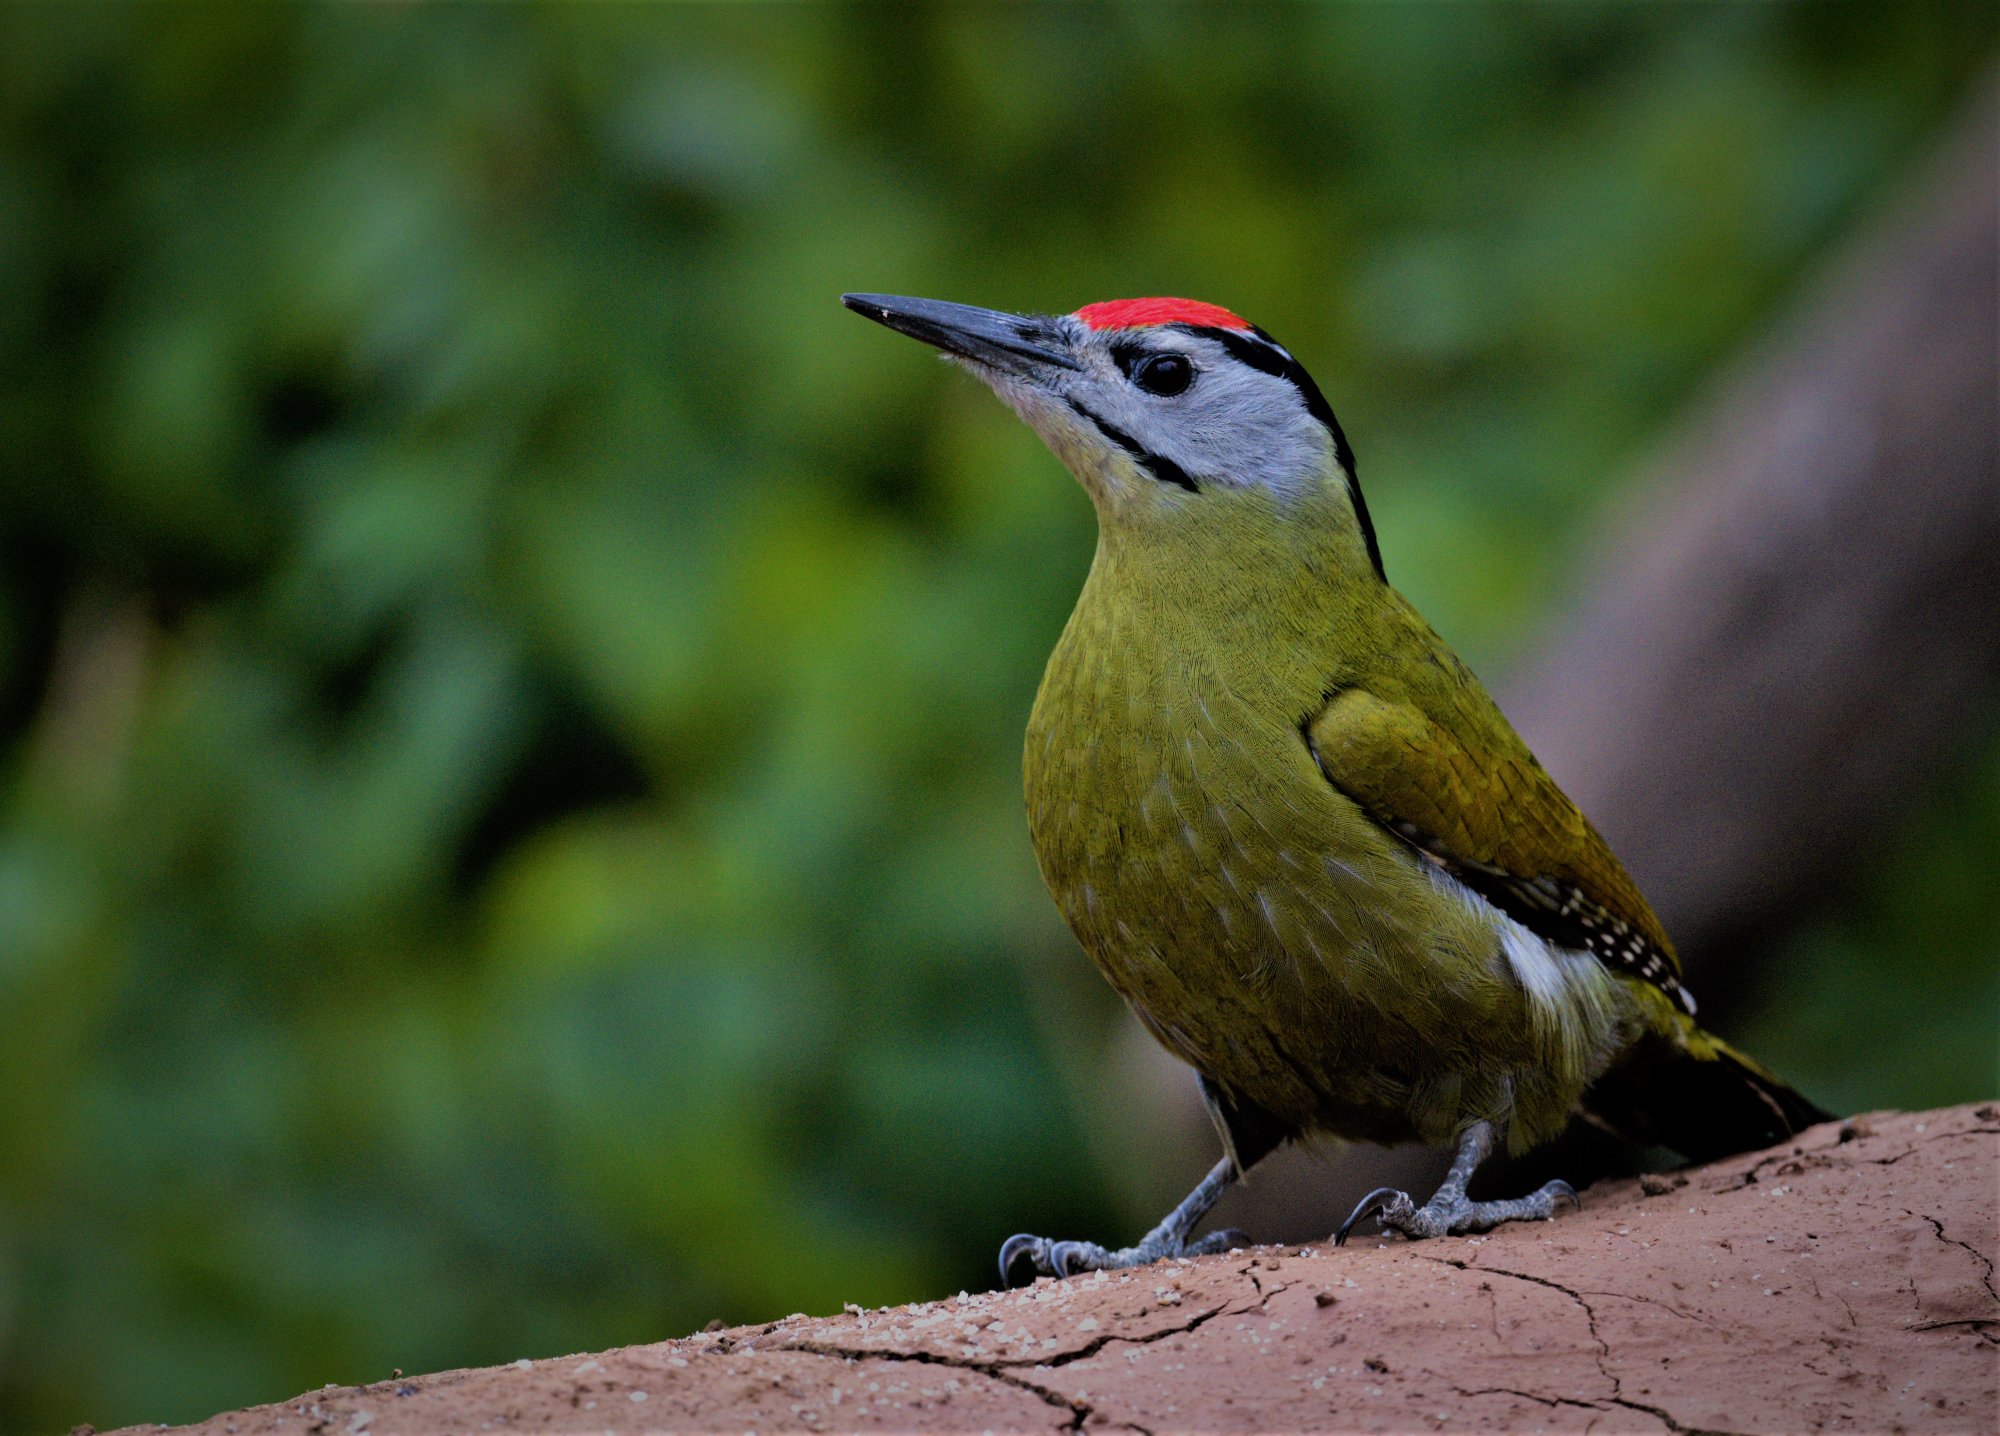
[{"left": 1132, "top": 353, "right": 1193, "bottom": 397}]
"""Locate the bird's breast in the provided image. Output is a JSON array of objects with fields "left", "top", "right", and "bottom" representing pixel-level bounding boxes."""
[
  {"left": 1022, "top": 600, "right": 1428, "bottom": 1102},
  {"left": 1018, "top": 532, "right": 1641, "bottom": 1145}
]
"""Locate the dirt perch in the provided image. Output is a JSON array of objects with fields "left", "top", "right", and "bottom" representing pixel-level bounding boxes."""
[{"left": 129, "top": 1104, "right": 1996, "bottom": 1435}]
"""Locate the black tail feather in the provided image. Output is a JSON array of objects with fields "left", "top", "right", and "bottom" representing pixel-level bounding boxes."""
[{"left": 1581, "top": 1031, "right": 1837, "bottom": 1165}]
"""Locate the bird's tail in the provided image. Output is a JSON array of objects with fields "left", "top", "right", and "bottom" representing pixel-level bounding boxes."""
[{"left": 1578, "top": 1023, "right": 1837, "bottom": 1164}]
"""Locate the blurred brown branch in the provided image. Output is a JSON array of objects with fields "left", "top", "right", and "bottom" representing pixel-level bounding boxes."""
[{"left": 1499, "top": 71, "right": 2000, "bottom": 974}]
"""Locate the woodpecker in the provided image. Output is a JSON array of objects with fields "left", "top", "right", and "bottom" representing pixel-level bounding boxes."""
[{"left": 843, "top": 293, "right": 1833, "bottom": 1281}]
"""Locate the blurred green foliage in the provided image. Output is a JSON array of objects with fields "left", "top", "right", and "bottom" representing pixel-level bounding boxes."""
[{"left": 0, "top": 3, "right": 1994, "bottom": 1430}]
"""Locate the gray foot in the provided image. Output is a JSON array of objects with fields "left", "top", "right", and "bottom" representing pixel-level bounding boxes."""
[
  {"left": 1334, "top": 1177, "right": 1578, "bottom": 1244},
  {"left": 1000, "top": 1153, "right": 1256, "bottom": 1284},
  {"left": 1000, "top": 1226, "right": 1249, "bottom": 1281}
]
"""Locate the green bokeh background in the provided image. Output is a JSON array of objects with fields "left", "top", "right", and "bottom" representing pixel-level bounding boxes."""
[{"left": 1, "top": 4, "right": 1995, "bottom": 1430}]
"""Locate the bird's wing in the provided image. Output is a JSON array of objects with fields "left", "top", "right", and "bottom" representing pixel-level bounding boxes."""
[{"left": 1302, "top": 682, "right": 1693, "bottom": 1014}]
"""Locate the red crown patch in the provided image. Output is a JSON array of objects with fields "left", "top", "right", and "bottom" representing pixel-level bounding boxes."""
[{"left": 1072, "top": 298, "right": 1252, "bottom": 332}]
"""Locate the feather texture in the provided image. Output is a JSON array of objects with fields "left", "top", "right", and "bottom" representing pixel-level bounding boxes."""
[{"left": 1302, "top": 685, "right": 1695, "bottom": 1014}]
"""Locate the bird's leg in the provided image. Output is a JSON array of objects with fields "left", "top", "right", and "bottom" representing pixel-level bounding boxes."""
[
  {"left": 1334, "top": 1120, "right": 1579, "bottom": 1244},
  {"left": 999, "top": 1157, "right": 1250, "bottom": 1283}
]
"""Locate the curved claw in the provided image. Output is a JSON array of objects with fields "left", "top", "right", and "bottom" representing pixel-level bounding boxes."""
[
  {"left": 1335, "top": 1186, "right": 1405, "bottom": 1246},
  {"left": 1548, "top": 1179, "right": 1581, "bottom": 1214},
  {"left": 998, "top": 1233, "right": 1047, "bottom": 1285},
  {"left": 1049, "top": 1240, "right": 1091, "bottom": 1278}
]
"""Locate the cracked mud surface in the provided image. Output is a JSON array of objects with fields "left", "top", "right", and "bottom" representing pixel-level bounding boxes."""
[{"left": 130, "top": 1104, "right": 1997, "bottom": 1435}]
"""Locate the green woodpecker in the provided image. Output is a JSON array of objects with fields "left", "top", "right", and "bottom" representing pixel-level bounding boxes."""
[{"left": 843, "top": 292, "right": 1832, "bottom": 1281}]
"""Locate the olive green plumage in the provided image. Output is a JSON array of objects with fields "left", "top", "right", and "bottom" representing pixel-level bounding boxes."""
[
  {"left": 842, "top": 292, "right": 1830, "bottom": 1267},
  {"left": 1026, "top": 476, "right": 1673, "bottom": 1153}
]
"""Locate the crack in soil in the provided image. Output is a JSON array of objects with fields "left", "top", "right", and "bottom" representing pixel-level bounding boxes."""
[
  {"left": 1915, "top": 1210, "right": 2000, "bottom": 1306},
  {"left": 764, "top": 1278, "right": 1275, "bottom": 1435},
  {"left": 1713, "top": 1119, "right": 1994, "bottom": 1193},
  {"left": 1582, "top": 1282, "right": 1731, "bottom": 1332},
  {"left": 765, "top": 1336, "right": 1104, "bottom": 1433},
  {"left": 1420, "top": 1368, "right": 1614, "bottom": 1419},
  {"left": 1810, "top": 1274, "right": 1863, "bottom": 1331},
  {"left": 1712, "top": 1146, "right": 1819, "bottom": 1194},
  {"left": 1435, "top": 1258, "right": 1747, "bottom": 1436}
]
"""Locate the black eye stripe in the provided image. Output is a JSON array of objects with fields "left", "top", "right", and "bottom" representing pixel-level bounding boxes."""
[{"left": 1110, "top": 342, "right": 1161, "bottom": 377}]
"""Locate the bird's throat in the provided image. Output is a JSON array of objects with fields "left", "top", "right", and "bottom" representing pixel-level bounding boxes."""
[{"left": 1066, "top": 481, "right": 1385, "bottom": 718}]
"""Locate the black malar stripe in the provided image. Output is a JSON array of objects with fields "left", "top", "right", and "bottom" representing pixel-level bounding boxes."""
[{"left": 1065, "top": 398, "right": 1199, "bottom": 493}]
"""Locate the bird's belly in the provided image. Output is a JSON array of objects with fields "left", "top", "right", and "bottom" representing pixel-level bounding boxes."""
[{"left": 1024, "top": 692, "right": 1619, "bottom": 1146}]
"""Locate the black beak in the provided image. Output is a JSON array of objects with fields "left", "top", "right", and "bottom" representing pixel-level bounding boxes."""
[{"left": 842, "top": 293, "right": 1081, "bottom": 376}]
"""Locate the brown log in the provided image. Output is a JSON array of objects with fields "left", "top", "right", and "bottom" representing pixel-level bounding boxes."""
[
  {"left": 1496, "top": 74, "right": 2000, "bottom": 969},
  {"left": 124, "top": 1103, "right": 1997, "bottom": 1435}
]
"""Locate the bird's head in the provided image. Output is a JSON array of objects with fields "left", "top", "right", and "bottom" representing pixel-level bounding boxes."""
[{"left": 843, "top": 293, "right": 1382, "bottom": 579}]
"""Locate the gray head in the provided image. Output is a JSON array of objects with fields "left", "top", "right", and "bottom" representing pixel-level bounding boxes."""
[{"left": 843, "top": 293, "right": 1381, "bottom": 576}]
